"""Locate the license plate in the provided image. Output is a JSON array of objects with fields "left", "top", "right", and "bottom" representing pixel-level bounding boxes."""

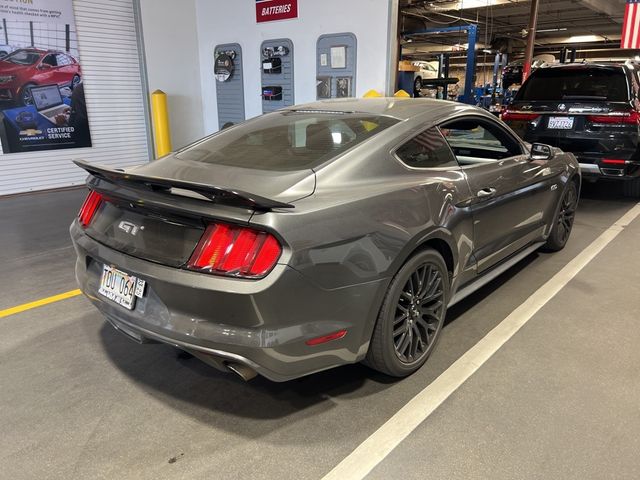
[
  {"left": 98, "top": 265, "right": 145, "bottom": 310},
  {"left": 548, "top": 116, "right": 574, "bottom": 129}
]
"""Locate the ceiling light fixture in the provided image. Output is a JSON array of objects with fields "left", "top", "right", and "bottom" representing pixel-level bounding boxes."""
[
  {"left": 536, "top": 28, "right": 568, "bottom": 33},
  {"left": 433, "top": 0, "right": 520, "bottom": 11},
  {"left": 567, "top": 35, "right": 602, "bottom": 43}
]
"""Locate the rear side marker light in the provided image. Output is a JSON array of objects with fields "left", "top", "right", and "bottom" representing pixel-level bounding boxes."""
[
  {"left": 188, "top": 223, "right": 282, "bottom": 278},
  {"left": 305, "top": 330, "right": 348, "bottom": 346},
  {"left": 78, "top": 190, "right": 103, "bottom": 228},
  {"left": 602, "top": 159, "right": 628, "bottom": 165}
]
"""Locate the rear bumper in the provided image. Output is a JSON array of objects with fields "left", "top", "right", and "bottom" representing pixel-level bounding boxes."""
[
  {"left": 519, "top": 131, "right": 640, "bottom": 180},
  {"left": 70, "top": 221, "right": 387, "bottom": 381},
  {"left": 577, "top": 158, "right": 640, "bottom": 180}
]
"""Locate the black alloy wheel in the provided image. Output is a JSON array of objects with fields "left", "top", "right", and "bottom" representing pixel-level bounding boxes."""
[
  {"left": 544, "top": 181, "right": 578, "bottom": 252},
  {"left": 20, "top": 83, "right": 36, "bottom": 106},
  {"left": 365, "top": 248, "right": 449, "bottom": 377},
  {"left": 394, "top": 263, "right": 444, "bottom": 363}
]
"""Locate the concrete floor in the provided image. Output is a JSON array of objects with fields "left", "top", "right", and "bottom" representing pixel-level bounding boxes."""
[{"left": 1, "top": 184, "right": 639, "bottom": 480}]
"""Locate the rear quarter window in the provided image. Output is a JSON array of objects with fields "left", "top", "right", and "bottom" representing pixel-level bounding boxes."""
[{"left": 395, "top": 128, "right": 457, "bottom": 169}]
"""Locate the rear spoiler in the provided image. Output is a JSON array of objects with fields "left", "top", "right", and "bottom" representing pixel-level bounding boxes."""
[{"left": 73, "top": 160, "right": 294, "bottom": 211}]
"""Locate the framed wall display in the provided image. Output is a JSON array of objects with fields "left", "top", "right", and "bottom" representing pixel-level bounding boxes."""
[
  {"left": 330, "top": 46, "right": 346, "bottom": 69},
  {"left": 317, "top": 77, "right": 331, "bottom": 99},
  {"left": 261, "top": 38, "right": 294, "bottom": 113},
  {"left": 0, "top": 0, "right": 151, "bottom": 194},
  {"left": 263, "top": 45, "right": 290, "bottom": 57},
  {"left": 316, "top": 33, "right": 357, "bottom": 100},
  {"left": 214, "top": 50, "right": 236, "bottom": 82},
  {"left": 214, "top": 43, "right": 245, "bottom": 129},
  {"left": 262, "top": 86, "right": 283, "bottom": 101},
  {"left": 0, "top": 0, "right": 92, "bottom": 154},
  {"left": 262, "top": 57, "right": 282, "bottom": 74},
  {"left": 336, "top": 77, "right": 352, "bottom": 98}
]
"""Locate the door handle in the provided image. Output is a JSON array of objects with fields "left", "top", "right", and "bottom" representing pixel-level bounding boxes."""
[{"left": 477, "top": 187, "right": 497, "bottom": 198}]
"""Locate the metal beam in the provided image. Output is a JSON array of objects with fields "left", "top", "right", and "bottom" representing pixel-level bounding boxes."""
[
  {"left": 523, "top": 0, "right": 540, "bottom": 82},
  {"left": 386, "top": 0, "right": 401, "bottom": 96},
  {"left": 403, "top": 25, "right": 478, "bottom": 104}
]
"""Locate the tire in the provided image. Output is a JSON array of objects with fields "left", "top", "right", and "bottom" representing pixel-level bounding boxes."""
[
  {"left": 71, "top": 74, "right": 81, "bottom": 89},
  {"left": 414, "top": 77, "right": 422, "bottom": 97},
  {"left": 365, "top": 248, "right": 449, "bottom": 378},
  {"left": 543, "top": 180, "right": 578, "bottom": 252},
  {"left": 623, "top": 178, "right": 640, "bottom": 198},
  {"left": 19, "top": 83, "right": 36, "bottom": 106}
]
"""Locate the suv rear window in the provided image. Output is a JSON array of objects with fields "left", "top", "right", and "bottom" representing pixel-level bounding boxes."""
[
  {"left": 516, "top": 67, "right": 630, "bottom": 102},
  {"left": 176, "top": 111, "right": 399, "bottom": 171}
]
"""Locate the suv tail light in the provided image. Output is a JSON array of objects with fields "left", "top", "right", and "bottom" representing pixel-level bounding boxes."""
[
  {"left": 78, "top": 190, "right": 103, "bottom": 228},
  {"left": 501, "top": 110, "right": 540, "bottom": 122},
  {"left": 587, "top": 111, "right": 640, "bottom": 125},
  {"left": 187, "top": 223, "right": 282, "bottom": 278}
]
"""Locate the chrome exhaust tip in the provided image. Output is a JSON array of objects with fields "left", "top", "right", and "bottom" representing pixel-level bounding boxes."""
[
  {"left": 186, "top": 349, "right": 258, "bottom": 381},
  {"left": 226, "top": 362, "right": 258, "bottom": 381}
]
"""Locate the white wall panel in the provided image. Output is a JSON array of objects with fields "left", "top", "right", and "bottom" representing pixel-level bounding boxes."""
[
  {"left": 0, "top": 0, "right": 151, "bottom": 196},
  {"left": 138, "top": 0, "right": 204, "bottom": 149},
  {"left": 195, "top": 0, "right": 393, "bottom": 135}
]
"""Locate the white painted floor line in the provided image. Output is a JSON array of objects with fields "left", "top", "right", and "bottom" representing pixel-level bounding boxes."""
[{"left": 321, "top": 203, "right": 640, "bottom": 480}]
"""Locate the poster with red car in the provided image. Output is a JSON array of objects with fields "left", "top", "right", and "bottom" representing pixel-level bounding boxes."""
[{"left": 0, "top": 0, "right": 91, "bottom": 153}]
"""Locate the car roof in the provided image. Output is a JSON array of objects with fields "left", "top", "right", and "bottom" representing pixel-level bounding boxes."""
[
  {"left": 11, "top": 47, "right": 64, "bottom": 54},
  {"left": 542, "top": 62, "right": 629, "bottom": 70},
  {"left": 281, "top": 98, "right": 479, "bottom": 121}
]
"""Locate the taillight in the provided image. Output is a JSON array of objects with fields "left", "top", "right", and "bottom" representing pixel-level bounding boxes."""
[
  {"left": 187, "top": 223, "right": 282, "bottom": 278},
  {"left": 602, "top": 159, "right": 628, "bottom": 165},
  {"left": 78, "top": 190, "right": 103, "bottom": 228},
  {"left": 501, "top": 110, "right": 540, "bottom": 122},
  {"left": 587, "top": 111, "right": 640, "bottom": 124}
]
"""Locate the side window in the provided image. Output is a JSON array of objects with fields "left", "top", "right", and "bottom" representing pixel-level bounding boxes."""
[
  {"left": 440, "top": 118, "right": 522, "bottom": 166},
  {"left": 56, "top": 54, "right": 70, "bottom": 66},
  {"left": 395, "top": 127, "right": 457, "bottom": 169},
  {"left": 42, "top": 54, "right": 57, "bottom": 67}
]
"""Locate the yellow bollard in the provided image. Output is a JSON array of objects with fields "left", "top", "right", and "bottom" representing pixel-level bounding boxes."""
[
  {"left": 151, "top": 89, "right": 172, "bottom": 158},
  {"left": 363, "top": 89, "right": 383, "bottom": 98}
]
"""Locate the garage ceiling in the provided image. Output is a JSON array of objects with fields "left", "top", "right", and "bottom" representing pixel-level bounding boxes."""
[{"left": 400, "top": 0, "right": 634, "bottom": 60}]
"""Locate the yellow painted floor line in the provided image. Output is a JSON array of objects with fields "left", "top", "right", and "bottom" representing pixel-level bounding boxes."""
[{"left": 0, "top": 289, "right": 82, "bottom": 319}]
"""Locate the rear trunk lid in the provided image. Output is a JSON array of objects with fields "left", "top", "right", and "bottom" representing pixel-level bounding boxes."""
[{"left": 76, "top": 156, "right": 315, "bottom": 267}]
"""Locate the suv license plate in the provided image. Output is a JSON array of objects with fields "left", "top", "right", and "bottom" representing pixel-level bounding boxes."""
[
  {"left": 98, "top": 265, "right": 145, "bottom": 310},
  {"left": 548, "top": 116, "right": 574, "bottom": 129}
]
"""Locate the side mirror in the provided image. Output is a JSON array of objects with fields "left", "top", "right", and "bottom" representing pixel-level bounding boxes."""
[{"left": 530, "top": 143, "right": 554, "bottom": 161}]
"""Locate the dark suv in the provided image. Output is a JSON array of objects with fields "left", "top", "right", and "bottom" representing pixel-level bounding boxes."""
[{"left": 502, "top": 62, "right": 640, "bottom": 197}]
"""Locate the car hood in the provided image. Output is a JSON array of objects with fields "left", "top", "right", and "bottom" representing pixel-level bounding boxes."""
[
  {"left": 0, "top": 61, "right": 29, "bottom": 74},
  {"left": 128, "top": 155, "right": 316, "bottom": 204}
]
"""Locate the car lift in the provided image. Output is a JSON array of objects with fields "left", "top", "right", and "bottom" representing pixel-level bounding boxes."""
[{"left": 401, "top": 25, "right": 478, "bottom": 104}]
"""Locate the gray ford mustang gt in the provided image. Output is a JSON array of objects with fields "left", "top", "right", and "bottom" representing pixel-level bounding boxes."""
[{"left": 71, "top": 98, "right": 580, "bottom": 382}]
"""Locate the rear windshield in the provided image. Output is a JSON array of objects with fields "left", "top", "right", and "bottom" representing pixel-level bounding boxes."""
[
  {"left": 175, "top": 111, "right": 399, "bottom": 171},
  {"left": 516, "top": 67, "right": 630, "bottom": 102}
]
